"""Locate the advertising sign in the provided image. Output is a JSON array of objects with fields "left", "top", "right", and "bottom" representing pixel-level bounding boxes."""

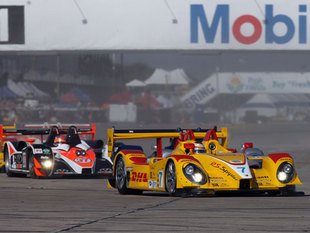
[
  {"left": 218, "top": 72, "right": 310, "bottom": 94},
  {"left": 0, "top": 0, "right": 309, "bottom": 51},
  {"left": 181, "top": 75, "right": 218, "bottom": 107}
]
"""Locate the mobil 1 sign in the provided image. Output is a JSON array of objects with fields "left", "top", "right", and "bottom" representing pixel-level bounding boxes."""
[
  {"left": 0, "top": 0, "right": 310, "bottom": 51},
  {"left": 190, "top": 0, "right": 309, "bottom": 49}
]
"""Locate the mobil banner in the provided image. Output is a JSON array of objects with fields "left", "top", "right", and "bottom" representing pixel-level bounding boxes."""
[
  {"left": 0, "top": 0, "right": 309, "bottom": 51},
  {"left": 218, "top": 72, "right": 310, "bottom": 94}
]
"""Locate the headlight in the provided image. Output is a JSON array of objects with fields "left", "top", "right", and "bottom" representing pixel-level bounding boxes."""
[
  {"left": 42, "top": 160, "right": 53, "bottom": 168},
  {"left": 183, "top": 164, "right": 207, "bottom": 185},
  {"left": 184, "top": 165, "right": 194, "bottom": 175},
  {"left": 76, "top": 150, "right": 86, "bottom": 156},
  {"left": 277, "top": 162, "right": 295, "bottom": 184},
  {"left": 193, "top": 173, "right": 203, "bottom": 183}
]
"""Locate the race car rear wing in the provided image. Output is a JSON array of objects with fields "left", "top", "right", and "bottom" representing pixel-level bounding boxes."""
[
  {"left": 0, "top": 125, "right": 17, "bottom": 146},
  {"left": 107, "top": 127, "right": 228, "bottom": 157},
  {"left": 0, "top": 123, "right": 97, "bottom": 143},
  {"left": 24, "top": 123, "right": 97, "bottom": 140}
]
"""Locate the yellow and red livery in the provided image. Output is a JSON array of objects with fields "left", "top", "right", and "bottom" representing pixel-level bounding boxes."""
[{"left": 107, "top": 127, "right": 302, "bottom": 196}]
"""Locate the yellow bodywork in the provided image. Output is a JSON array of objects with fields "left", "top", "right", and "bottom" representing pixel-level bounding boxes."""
[
  {"left": 107, "top": 127, "right": 302, "bottom": 194},
  {"left": 0, "top": 125, "right": 16, "bottom": 171}
]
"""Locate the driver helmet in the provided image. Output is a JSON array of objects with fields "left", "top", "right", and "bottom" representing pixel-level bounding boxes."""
[
  {"left": 194, "top": 143, "right": 206, "bottom": 154},
  {"left": 54, "top": 135, "right": 66, "bottom": 144}
]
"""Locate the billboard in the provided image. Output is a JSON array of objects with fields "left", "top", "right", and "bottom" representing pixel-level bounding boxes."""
[
  {"left": 219, "top": 72, "right": 310, "bottom": 94},
  {"left": 181, "top": 75, "right": 217, "bottom": 107},
  {"left": 0, "top": 0, "right": 309, "bottom": 51},
  {"left": 181, "top": 72, "right": 310, "bottom": 106}
]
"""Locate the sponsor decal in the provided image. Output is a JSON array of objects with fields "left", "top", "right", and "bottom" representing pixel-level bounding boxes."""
[
  {"left": 0, "top": 6, "right": 25, "bottom": 44},
  {"left": 43, "top": 148, "right": 50, "bottom": 154},
  {"left": 54, "top": 169, "right": 73, "bottom": 174},
  {"left": 210, "top": 179, "right": 226, "bottom": 183},
  {"left": 191, "top": 4, "right": 307, "bottom": 45},
  {"left": 158, "top": 170, "right": 164, "bottom": 188},
  {"left": 34, "top": 148, "right": 43, "bottom": 154},
  {"left": 211, "top": 162, "right": 238, "bottom": 180},
  {"left": 98, "top": 168, "right": 112, "bottom": 174},
  {"left": 74, "top": 157, "right": 92, "bottom": 164},
  {"left": 131, "top": 172, "right": 147, "bottom": 182},
  {"left": 148, "top": 180, "right": 157, "bottom": 189},
  {"left": 255, "top": 176, "right": 271, "bottom": 183},
  {"left": 230, "top": 160, "right": 243, "bottom": 164},
  {"left": 40, "top": 156, "right": 50, "bottom": 159}
]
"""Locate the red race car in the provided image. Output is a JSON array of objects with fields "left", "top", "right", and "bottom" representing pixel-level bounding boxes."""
[{"left": 2, "top": 123, "right": 112, "bottom": 178}]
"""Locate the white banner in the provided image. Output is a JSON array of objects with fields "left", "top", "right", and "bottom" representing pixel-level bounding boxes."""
[
  {"left": 0, "top": 0, "right": 310, "bottom": 51},
  {"left": 218, "top": 72, "right": 310, "bottom": 93},
  {"left": 181, "top": 75, "right": 217, "bottom": 107}
]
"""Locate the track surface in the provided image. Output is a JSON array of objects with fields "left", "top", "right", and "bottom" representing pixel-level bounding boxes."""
[{"left": 0, "top": 123, "right": 310, "bottom": 232}]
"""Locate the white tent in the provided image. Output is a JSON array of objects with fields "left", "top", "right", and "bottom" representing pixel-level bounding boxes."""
[
  {"left": 169, "top": 69, "right": 190, "bottom": 85},
  {"left": 245, "top": 94, "right": 276, "bottom": 107},
  {"left": 125, "top": 79, "right": 146, "bottom": 87},
  {"left": 7, "top": 79, "right": 49, "bottom": 98},
  {"left": 236, "top": 94, "right": 277, "bottom": 123},
  {"left": 144, "top": 68, "right": 190, "bottom": 85}
]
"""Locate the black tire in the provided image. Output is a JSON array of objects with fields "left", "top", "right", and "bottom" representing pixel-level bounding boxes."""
[
  {"left": 115, "top": 157, "right": 131, "bottom": 194},
  {"left": 115, "top": 157, "right": 142, "bottom": 195},
  {"left": 165, "top": 160, "right": 178, "bottom": 196},
  {"left": 4, "top": 148, "right": 14, "bottom": 177},
  {"left": 4, "top": 148, "right": 27, "bottom": 177},
  {"left": 29, "top": 152, "right": 38, "bottom": 179}
]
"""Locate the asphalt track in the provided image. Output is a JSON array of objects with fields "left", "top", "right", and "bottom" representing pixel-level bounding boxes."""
[{"left": 0, "top": 123, "right": 309, "bottom": 232}]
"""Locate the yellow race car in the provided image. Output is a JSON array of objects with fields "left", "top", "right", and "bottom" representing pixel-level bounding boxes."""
[
  {"left": 107, "top": 127, "right": 303, "bottom": 196},
  {"left": 0, "top": 125, "right": 16, "bottom": 172}
]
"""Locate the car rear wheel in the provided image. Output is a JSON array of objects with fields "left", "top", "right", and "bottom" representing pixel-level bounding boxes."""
[
  {"left": 115, "top": 156, "right": 142, "bottom": 195},
  {"left": 165, "top": 161, "right": 178, "bottom": 196},
  {"left": 115, "top": 157, "right": 131, "bottom": 194}
]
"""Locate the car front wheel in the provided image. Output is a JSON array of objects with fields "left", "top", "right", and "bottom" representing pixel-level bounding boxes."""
[
  {"left": 29, "top": 152, "right": 39, "bottom": 179},
  {"left": 165, "top": 160, "right": 178, "bottom": 196}
]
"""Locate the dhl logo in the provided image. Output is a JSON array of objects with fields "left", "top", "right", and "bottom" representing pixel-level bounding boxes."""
[{"left": 131, "top": 172, "right": 147, "bottom": 182}]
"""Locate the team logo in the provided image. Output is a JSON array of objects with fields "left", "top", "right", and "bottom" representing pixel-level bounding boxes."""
[
  {"left": 43, "top": 148, "right": 51, "bottom": 154},
  {"left": 226, "top": 76, "right": 244, "bottom": 93},
  {"left": 131, "top": 172, "right": 147, "bottom": 182}
]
